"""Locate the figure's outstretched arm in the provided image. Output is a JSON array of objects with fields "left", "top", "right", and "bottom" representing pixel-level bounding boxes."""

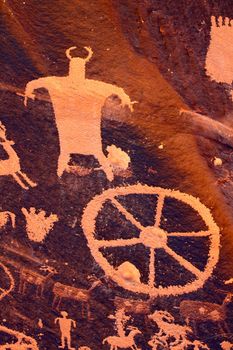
[
  {"left": 112, "top": 86, "right": 137, "bottom": 112},
  {"left": 24, "top": 77, "right": 48, "bottom": 107}
]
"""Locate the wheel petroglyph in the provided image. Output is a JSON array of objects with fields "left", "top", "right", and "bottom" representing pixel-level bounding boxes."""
[{"left": 82, "top": 184, "right": 220, "bottom": 297}]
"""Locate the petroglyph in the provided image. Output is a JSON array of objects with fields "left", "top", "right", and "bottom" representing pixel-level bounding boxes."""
[
  {"left": 108, "top": 308, "right": 131, "bottom": 338},
  {"left": 52, "top": 280, "right": 100, "bottom": 318},
  {"left": 148, "top": 310, "right": 209, "bottom": 350},
  {"left": 0, "top": 122, "right": 36, "bottom": 189},
  {"left": 0, "top": 325, "right": 39, "bottom": 350},
  {"left": 206, "top": 16, "right": 233, "bottom": 100},
  {"left": 55, "top": 311, "right": 76, "bottom": 350},
  {"left": 179, "top": 293, "right": 233, "bottom": 335},
  {"left": 221, "top": 341, "right": 233, "bottom": 350},
  {"left": 102, "top": 325, "right": 141, "bottom": 350},
  {"left": 0, "top": 211, "right": 15, "bottom": 229},
  {"left": 21, "top": 207, "right": 58, "bottom": 242},
  {"left": 0, "top": 261, "right": 14, "bottom": 301},
  {"left": 24, "top": 46, "right": 134, "bottom": 181},
  {"left": 82, "top": 184, "right": 220, "bottom": 297},
  {"left": 19, "top": 265, "right": 57, "bottom": 297}
]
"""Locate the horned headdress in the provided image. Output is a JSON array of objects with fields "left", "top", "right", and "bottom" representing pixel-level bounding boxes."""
[{"left": 65, "top": 46, "right": 93, "bottom": 62}]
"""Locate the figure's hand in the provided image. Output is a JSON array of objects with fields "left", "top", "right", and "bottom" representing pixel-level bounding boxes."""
[
  {"left": 121, "top": 98, "right": 138, "bottom": 112},
  {"left": 24, "top": 91, "right": 36, "bottom": 107}
]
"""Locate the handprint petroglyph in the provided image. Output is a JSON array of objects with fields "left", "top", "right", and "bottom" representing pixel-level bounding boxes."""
[
  {"left": 206, "top": 16, "right": 233, "bottom": 100},
  {"left": 21, "top": 207, "right": 58, "bottom": 242}
]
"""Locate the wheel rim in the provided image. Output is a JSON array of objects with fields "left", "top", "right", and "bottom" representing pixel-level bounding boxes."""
[{"left": 82, "top": 184, "right": 220, "bottom": 297}]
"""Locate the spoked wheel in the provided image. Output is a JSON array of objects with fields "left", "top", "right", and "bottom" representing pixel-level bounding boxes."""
[{"left": 82, "top": 184, "right": 220, "bottom": 297}]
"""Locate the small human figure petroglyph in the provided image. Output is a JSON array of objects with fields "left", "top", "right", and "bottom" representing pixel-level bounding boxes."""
[
  {"left": 0, "top": 122, "right": 36, "bottom": 190},
  {"left": 24, "top": 46, "right": 135, "bottom": 181},
  {"left": 21, "top": 207, "right": 58, "bottom": 242},
  {"left": 55, "top": 311, "right": 76, "bottom": 350}
]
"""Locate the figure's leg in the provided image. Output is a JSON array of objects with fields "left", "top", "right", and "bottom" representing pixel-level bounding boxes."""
[
  {"left": 12, "top": 173, "right": 29, "bottom": 190},
  {"left": 17, "top": 171, "right": 37, "bottom": 187},
  {"left": 95, "top": 152, "right": 114, "bottom": 181},
  {"left": 66, "top": 334, "right": 75, "bottom": 350},
  {"left": 57, "top": 151, "right": 70, "bottom": 177},
  {"left": 59, "top": 335, "right": 65, "bottom": 348}
]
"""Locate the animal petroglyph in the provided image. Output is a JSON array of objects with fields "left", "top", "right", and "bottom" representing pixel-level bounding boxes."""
[
  {"left": 103, "top": 325, "right": 141, "bottom": 350},
  {"left": 148, "top": 310, "right": 192, "bottom": 349},
  {"left": 19, "top": 265, "right": 57, "bottom": 297},
  {"left": 82, "top": 184, "right": 220, "bottom": 297},
  {"left": 21, "top": 207, "right": 58, "bottom": 242},
  {"left": 148, "top": 310, "right": 210, "bottom": 350},
  {"left": 0, "top": 324, "right": 39, "bottom": 350},
  {"left": 114, "top": 296, "right": 151, "bottom": 319},
  {"left": 55, "top": 311, "right": 76, "bottom": 350},
  {"left": 52, "top": 280, "right": 100, "bottom": 319},
  {"left": 179, "top": 293, "right": 233, "bottom": 335},
  {"left": 24, "top": 46, "right": 134, "bottom": 181},
  {"left": 0, "top": 122, "right": 36, "bottom": 189},
  {"left": 206, "top": 16, "right": 233, "bottom": 100}
]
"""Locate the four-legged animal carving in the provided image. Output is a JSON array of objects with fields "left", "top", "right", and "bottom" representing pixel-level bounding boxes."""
[
  {"left": 19, "top": 266, "right": 56, "bottom": 297},
  {"left": 179, "top": 293, "right": 233, "bottom": 335},
  {"left": 52, "top": 280, "right": 100, "bottom": 318},
  {"left": 102, "top": 326, "right": 141, "bottom": 350}
]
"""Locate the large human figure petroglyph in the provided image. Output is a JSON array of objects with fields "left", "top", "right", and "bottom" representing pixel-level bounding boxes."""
[{"left": 24, "top": 46, "right": 134, "bottom": 180}]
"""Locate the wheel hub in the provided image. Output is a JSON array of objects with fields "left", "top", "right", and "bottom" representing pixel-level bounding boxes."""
[{"left": 140, "top": 226, "right": 167, "bottom": 249}]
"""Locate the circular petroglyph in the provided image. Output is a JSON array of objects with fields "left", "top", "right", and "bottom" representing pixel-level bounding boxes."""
[{"left": 82, "top": 184, "right": 220, "bottom": 297}]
